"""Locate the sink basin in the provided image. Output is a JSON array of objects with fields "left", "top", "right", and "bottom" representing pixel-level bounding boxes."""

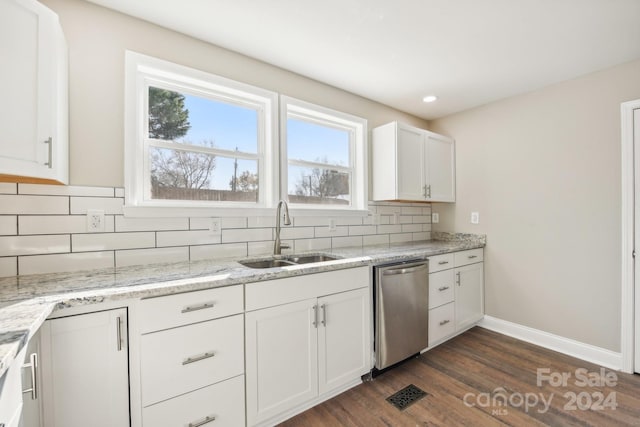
[
  {"left": 238, "top": 254, "right": 340, "bottom": 269},
  {"left": 239, "top": 259, "right": 298, "bottom": 269},
  {"left": 285, "top": 255, "right": 339, "bottom": 264}
]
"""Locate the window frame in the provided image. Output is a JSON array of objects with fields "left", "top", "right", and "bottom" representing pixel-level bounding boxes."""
[
  {"left": 124, "top": 51, "right": 278, "bottom": 217},
  {"left": 280, "top": 96, "right": 369, "bottom": 215}
]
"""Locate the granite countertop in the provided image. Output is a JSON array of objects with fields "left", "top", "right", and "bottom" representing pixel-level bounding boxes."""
[{"left": 0, "top": 232, "right": 485, "bottom": 378}]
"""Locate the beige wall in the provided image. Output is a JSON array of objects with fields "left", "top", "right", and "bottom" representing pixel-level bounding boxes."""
[
  {"left": 41, "top": 0, "right": 427, "bottom": 187},
  {"left": 431, "top": 59, "right": 640, "bottom": 352}
]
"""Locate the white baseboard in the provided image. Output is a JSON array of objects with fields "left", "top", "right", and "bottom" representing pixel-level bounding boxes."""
[{"left": 479, "top": 316, "right": 623, "bottom": 370}]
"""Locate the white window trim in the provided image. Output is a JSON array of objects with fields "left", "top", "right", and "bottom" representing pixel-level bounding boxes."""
[
  {"left": 124, "top": 51, "right": 278, "bottom": 217},
  {"left": 280, "top": 96, "right": 369, "bottom": 216}
]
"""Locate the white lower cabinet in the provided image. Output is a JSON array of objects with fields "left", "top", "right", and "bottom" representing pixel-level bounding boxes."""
[
  {"left": 142, "top": 375, "right": 245, "bottom": 427},
  {"left": 245, "top": 299, "right": 319, "bottom": 424},
  {"left": 318, "top": 288, "right": 370, "bottom": 394},
  {"left": 245, "top": 267, "right": 371, "bottom": 426},
  {"left": 428, "top": 302, "right": 456, "bottom": 344},
  {"left": 39, "top": 308, "right": 129, "bottom": 427},
  {"left": 455, "top": 262, "right": 484, "bottom": 330},
  {"left": 137, "top": 284, "right": 245, "bottom": 427},
  {"left": 140, "top": 314, "right": 244, "bottom": 407},
  {"left": 427, "top": 248, "right": 484, "bottom": 348}
]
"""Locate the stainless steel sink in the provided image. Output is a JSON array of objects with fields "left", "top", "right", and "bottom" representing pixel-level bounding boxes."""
[
  {"left": 238, "top": 254, "right": 339, "bottom": 269},
  {"left": 286, "top": 254, "right": 338, "bottom": 264}
]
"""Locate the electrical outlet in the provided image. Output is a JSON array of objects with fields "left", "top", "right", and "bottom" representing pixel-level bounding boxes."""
[
  {"left": 390, "top": 213, "right": 400, "bottom": 225},
  {"left": 432, "top": 213, "right": 440, "bottom": 224},
  {"left": 471, "top": 212, "right": 480, "bottom": 224},
  {"left": 86, "top": 209, "right": 105, "bottom": 232},
  {"left": 328, "top": 218, "right": 337, "bottom": 232},
  {"left": 210, "top": 218, "right": 221, "bottom": 235}
]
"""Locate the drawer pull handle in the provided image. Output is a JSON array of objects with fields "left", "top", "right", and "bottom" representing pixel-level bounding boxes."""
[
  {"left": 187, "top": 415, "right": 216, "bottom": 427},
  {"left": 438, "top": 261, "right": 449, "bottom": 265},
  {"left": 439, "top": 320, "right": 451, "bottom": 326},
  {"left": 438, "top": 286, "right": 450, "bottom": 291},
  {"left": 468, "top": 255, "right": 478, "bottom": 259},
  {"left": 181, "top": 302, "right": 215, "bottom": 314},
  {"left": 182, "top": 351, "right": 215, "bottom": 365}
]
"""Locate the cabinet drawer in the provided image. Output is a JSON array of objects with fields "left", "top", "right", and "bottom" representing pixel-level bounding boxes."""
[
  {"left": 429, "top": 270, "right": 454, "bottom": 309},
  {"left": 428, "top": 302, "right": 455, "bottom": 347},
  {"left": 428, "top": 253, "right": 454, "bottom": 273},
  {"left": 454, "top": 248, "right": 483, "bottom": 267},
  {"left": 140, "top": 314, "right": 244, "bottom": 406},
  {"left": 143, "top": 375, "right": 245, "bottom": 427},
  {"left": 139, "top": 285, "right": 243, "bottom": 333}
]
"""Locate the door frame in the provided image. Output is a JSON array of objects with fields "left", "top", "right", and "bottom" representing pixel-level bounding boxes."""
[{"left": 621, "top": 99, "right": 640, "bottom": 373}]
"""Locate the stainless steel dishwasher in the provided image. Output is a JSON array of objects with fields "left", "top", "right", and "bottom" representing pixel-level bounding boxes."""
[{"left": 374, "top": 260, "right": 429, "bottom": 370}]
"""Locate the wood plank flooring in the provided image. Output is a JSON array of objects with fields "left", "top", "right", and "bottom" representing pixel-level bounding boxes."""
[{"left": 280, "top": 327, "right": 640, "bottom": 426}]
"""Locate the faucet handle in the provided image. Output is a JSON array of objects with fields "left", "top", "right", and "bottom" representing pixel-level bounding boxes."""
[{"left": 280, "top": 243, "right": 291, "bottom": 250}]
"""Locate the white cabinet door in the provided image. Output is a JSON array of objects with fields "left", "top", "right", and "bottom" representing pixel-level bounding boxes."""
[
  {"left": 40, "top": 308, "right": 129, "bottom": 427},
  {"left": 396, "top": 124, "right": 426, "bottom": 200},
  {"left": 245, "top": 299, "right": 318, "bottom": 426},
  {"left": 318, "top": 287, "right": 370, "bottom": 395},
  {"left": 372, "top": 122, "right": 455, "bottom": 202},
  {"left": 0, "top": 0, "right": 68, "bottom": 183},
  {"left": 455, "top": 263, "right": 484, "bottom": 330},
  {"left": 425, "top": 133, "right": 456, "bottom": 202}
]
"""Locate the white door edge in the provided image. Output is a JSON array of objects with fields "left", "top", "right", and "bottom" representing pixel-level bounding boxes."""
[{"left": 620, "top": 99, "right": 640, "bottom": 374}]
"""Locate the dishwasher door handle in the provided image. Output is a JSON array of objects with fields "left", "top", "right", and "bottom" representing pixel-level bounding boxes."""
[{"left": 382, "top": 264, "right": 428, "bottom": 276}]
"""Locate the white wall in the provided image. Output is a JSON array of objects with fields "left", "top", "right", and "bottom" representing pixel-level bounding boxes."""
[
  {"left": 430, "top": 59, "right": 640, "bottom": 352},
  {"left": 41, "top": 0, "right": 427, "bottom": 187}
]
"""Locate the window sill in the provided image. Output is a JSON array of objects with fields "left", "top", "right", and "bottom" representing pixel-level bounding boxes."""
[{"left": 123, "top": 205, "right": 370, "bottom": 218}]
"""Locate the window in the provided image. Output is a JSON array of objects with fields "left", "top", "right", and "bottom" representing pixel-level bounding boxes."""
[
  {"left": 125, "top": 52, "right": 277, "bottom": 215},
  {"left": 281, "top": 96, "right": 368, "bottom": 212},
  {"left": 125, "top": 53, "right": 368, "bottom": 216}
]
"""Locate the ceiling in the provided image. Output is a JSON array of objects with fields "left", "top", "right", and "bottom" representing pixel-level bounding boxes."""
[{"left": 86, "top": 0, "right": 640, "bottom": 120}]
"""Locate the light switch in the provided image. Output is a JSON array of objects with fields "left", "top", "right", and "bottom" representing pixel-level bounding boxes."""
[
  {"left": 471, "top": 212, "right": 480, "bottom": 224},
  {"left": 432, "top": 213, "right": 439, "bottom": 224}
]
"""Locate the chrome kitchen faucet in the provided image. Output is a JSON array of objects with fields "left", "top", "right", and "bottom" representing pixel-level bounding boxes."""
[{"left": 273, "top": 200, "right": 292, "bottom": 255}]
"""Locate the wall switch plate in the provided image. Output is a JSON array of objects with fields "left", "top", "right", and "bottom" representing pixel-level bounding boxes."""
[
  {"left": 86, "top": 209, "right": 105, "bottom": 232},
  {"left": 210, "top": 218, "right": 221, "bottom": 235},
  {"left": 328, "top": 218, "right": 337, "bottom": 232},
  {"left": 432, "top": 213, "right": 440, "bottom": 224},
  {"left": 390, "top": 213, "right": 400, "bottom": 224},
  {"left": 471, "top": 212, "right": 480, "bottom": 224}
]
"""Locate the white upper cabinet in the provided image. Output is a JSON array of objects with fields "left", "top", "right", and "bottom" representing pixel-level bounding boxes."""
[
  {"left": 0, "top": 0, "right": 68, "bottom": 184},
  {"left": 371, "top": 121, "right": 455, "bottom": 202}
]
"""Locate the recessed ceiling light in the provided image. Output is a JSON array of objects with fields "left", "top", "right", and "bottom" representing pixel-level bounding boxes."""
[{"left": 422, "top": 95, "right": 438, "bottom": 103}]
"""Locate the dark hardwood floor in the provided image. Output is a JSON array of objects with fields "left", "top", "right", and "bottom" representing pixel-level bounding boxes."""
[{"left": 280, "top": 327, "right": 640, "bottom": 426}]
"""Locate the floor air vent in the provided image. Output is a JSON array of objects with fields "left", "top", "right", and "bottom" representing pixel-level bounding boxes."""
[{"left": 386, "top": 384, "right": 427, "bottom": 410}]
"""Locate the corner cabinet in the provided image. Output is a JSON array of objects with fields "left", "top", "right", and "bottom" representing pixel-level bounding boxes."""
[
  {"left": 244, "top": 267, "right": 371, "bottom": 427},
  {"left": 0, "top": 0, "right": 69, "bottom": 184},
  {"left": 371, "top": 121, "right": 455, "bottom": 202},
  {"left": 39, "top": 308, "right": 130, "bottom": 427}
]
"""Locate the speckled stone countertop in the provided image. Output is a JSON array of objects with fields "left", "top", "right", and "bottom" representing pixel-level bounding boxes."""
[{"left": 0, "top": 232, "right": 485, "bottom": 378}]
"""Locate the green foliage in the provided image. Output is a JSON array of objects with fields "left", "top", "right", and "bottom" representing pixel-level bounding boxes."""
[{"left": 148, "top": 87, "right": 191, "bottom": 140}]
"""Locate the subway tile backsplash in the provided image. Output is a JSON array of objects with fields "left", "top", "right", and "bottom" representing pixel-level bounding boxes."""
[{"left": 0, "top": 183, "right": 432, "bottom": 277}]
